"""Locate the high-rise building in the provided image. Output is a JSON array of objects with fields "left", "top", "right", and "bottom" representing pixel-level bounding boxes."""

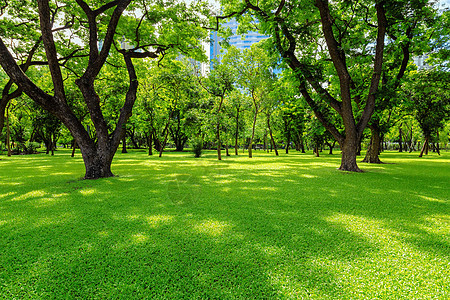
[{"left": 210, "top": 18, "right": 268, "bottom": 70}]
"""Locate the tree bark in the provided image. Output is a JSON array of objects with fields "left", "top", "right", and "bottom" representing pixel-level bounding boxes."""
[
  {"left": 248, "top": 108, "right": 258, "bottom": 158},
  {"left": 122, "top": 135, "right": 128, "bottom": 153},
  {"left": 216, "top": 95, "right": 225, "bottom": 160},
  {"left": 148, "top": 132, "right": 153, "bottom": 156},
  {"left": 399, "top": 125, "right": 403, "bottom": 152},
  {"left": 6, "top": 103, "right": 11, "bottom": 157},
  {"left": 362, "top": 125, "right": 383, "bottom": 163},
  {"left": 419, "top": 136, "right": 429, "bottom": 157},
  {"left": 314, "top": 146, "right": 320, "bottom": 157},
  {"left": 234, "top": 106, "right": 240, "bottom": 155},
  {"left": 436, "top": 131, "right": 440, "bottom": 155},
  {"left": 71, "top": 141, "right": 77, "bottom": 157},
  {"left": 339, "top": 138, "right": 363, "bottom": 172},
  {"left": 267, "top": 115, "right": 278, "bottom": 156}
]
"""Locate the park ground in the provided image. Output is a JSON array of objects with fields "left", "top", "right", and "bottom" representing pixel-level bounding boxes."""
[{"left": 0, "top": 149, "right": 449, "bottom": 299}]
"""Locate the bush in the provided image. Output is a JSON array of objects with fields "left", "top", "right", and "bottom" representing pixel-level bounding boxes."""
[
  {"left": 11, "top": 142, "right": 40, "bottom": 155},
  {"left": 24, "top": 142, "right": 41, "bottom": 154},
  {"left": 191, "top": 138, "right": 203, "bottom": 158}
]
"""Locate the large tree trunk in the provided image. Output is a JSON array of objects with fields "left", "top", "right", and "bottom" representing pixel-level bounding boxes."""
[
  {"left": 362, "top": 125, "right": 383, "bottom": 163},
  {"left": 83, "top": 151, "right": 114, "bottom": 179},
  {"left": 339, "top": 133, "right": 363, "bottom": 172}
]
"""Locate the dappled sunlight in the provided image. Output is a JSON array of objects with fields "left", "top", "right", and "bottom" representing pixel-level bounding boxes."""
[
  {"left": 193, "top": 219, "right": 232, "bottom": 237},
  {"left": 50, "top": 172, "right": 73, "bottom": 176},
  {"left": 0, "top": 192, "right": 16, "bottom": 199},
  {"left": 79, "top": 188, "right": 97, "bottom": 196},
  {"left": 131, "top": 232, "right": 149, "bottom": 244},
  {"left": 419, "top": 214, "right": 450, "bottom": 237},
  {"left": 98, "top": 230, "right": 110, "bottom": 238},
  {"left": 146, "top": 215, "right": 174, "bottom": 228},
  {"left": 417, "top": 194, "right": 446, "bottom": 203},
  {"left": 1, "top": 150, "right": 448, "bottom": 298},
  {"left": 255, "top": 243, "right": 284, "bottom": 257},
  {"left": 12, "top": 190, "right": 46, "bottom": 201},
  {"left": 1, "top": 182, "right": 23, "bottom": 186},
  {"left": 300, "top": 174, "right": 318, "bottom": 179},
  {"left": 116, "top": 177, "right": 136, "bottom": 182},
  {"left": 325, "top": 213, "right": 408, "bottom": 246},
  {"left": 30, "top": 193, "right": 69, "bottom": 208},
  {"left": 33, "top": 212, "right": 73, "bottom": 228}
]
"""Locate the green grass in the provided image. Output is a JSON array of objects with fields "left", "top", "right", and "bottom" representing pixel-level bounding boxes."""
[{"left": 0, "top": 149, "right": 449, "bottom": 299}]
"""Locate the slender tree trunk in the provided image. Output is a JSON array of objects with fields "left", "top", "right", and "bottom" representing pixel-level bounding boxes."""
[
  {"left": 122, "top": 135, "right": 128, "bottom": 153},
  {"left": 399, "top": 125, "right": 403, "bottom": 152},
  {"left": 248, "top": 110, "right": 258, "bottom": 158},
  {"left": 419, "top": 136, "right": 429, "bottom": 157},
  {"left": 235, "top": 107, "right": 239, "bottom": 155},
  {"left": 51, "top": 133, "right": 55, "bottom": 156},
  {"left": 225, "top": 143, "right": 230, "bottom": 156},
  {"left": 45, "top": 138, "right": 50, "bottom": 155},
  {"left": 6, "top": 103, "right": 11, "bottom": 157},
  {"left": 148, "top": 132, "right": 153, "bottom": 156},
  {"left": 71, "top": 141, "right": 77, "bottom": 157},
  {"left": 328, "top": 140, "right": 336, "bottom": 155},
  {"left": 263, "top": 129, "right": 267, "bottom": 152},
  {"left": 159, "top": 128, "right": 170, "bottom": 158},
  {"left": 215, "top": 95, "right": 225, "bottom": 160},
  {"left": 362, "top": 126, "right": 383, "bottom": 163},
  {"left": 267, "top": 115, "right": 278, "bottom": 156},
  {"left": 216, "top": 127, "right": 222, "bottom": 160},
  {"left": 436, "top": 131, "right": 440, "bottom": 155}
]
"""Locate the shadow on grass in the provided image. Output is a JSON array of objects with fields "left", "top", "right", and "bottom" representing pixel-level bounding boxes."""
[{"left": 0, "top": 150, "right": 448, "bottom": 298}]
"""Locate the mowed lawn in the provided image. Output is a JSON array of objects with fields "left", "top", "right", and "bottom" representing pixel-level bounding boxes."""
[{"left": 0, "top": 149, "right": 448, "bottom": 299}]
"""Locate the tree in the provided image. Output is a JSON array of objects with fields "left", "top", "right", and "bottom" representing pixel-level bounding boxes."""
[
  {"left": 237, "top": 45, "right": 275, "bottom": 158},
  {"left": 405, "top": 70, "right": 450, "bottom": 157},
  {"left": 0, "top": 0, "right": 207, "bottom": 178},
  {"left": 220, "top": 0, "right": 436, "bottom": 171},
  {"left": 198, "top": 63, "right": 235, "bottom": 160}
]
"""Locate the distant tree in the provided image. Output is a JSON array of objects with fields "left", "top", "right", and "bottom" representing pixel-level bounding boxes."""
[
  {"left": 405, "top": 70, "right": 450, "bottom": 157},
  {"left": 198, "top": 63, "right": 235, "bottom": 160}
]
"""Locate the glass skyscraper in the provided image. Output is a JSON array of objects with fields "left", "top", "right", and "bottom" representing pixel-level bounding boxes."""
[{"left": 210, "top": 18, "right": 268, "bottom": 70}]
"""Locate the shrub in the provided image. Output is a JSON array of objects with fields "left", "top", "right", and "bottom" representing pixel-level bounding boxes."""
[
  {"left": 24, "top": 142, "right": 41, "bottom": 154},
  {"left": 191, "top": 137, "right": 203, "bottom": 158}
]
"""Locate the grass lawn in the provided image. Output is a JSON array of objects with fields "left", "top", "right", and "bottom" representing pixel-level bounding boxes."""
[{"left": 0, "top": 149, "right": 449, "bottom": 299}]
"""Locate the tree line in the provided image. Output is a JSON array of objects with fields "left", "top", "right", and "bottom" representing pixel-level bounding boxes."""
[{"left": 0, "top": 0, "right": 449, "bottom": 179}]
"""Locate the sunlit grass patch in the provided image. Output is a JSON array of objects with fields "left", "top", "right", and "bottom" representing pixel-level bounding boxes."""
[{"left": 0, "top": 149, "right": 448, "bottom": 298}]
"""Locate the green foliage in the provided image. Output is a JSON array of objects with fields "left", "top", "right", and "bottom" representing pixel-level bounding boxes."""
[
  {"left": 404, "top": 70, "right": 450, "bottom": 138},
  {"left": 190, "top": 136, "right": 203, "bottom": 158}
]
